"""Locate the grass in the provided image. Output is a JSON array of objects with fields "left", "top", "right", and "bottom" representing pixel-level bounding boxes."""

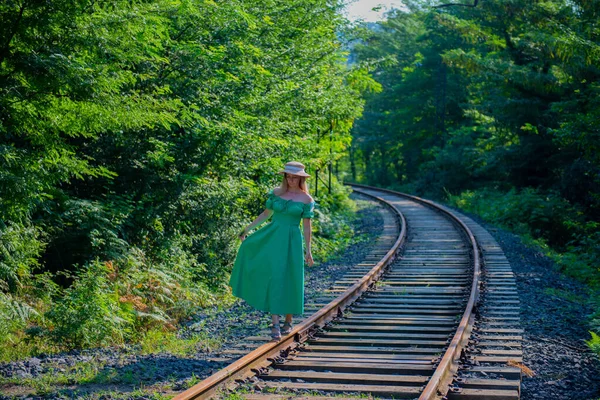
[
  {"left": 585, "top": 332, "right": 600, "bottom": 354},
  {"left": 221, "top": 387, "right": 376, "bottom": 399},
  {"left": 0, "top": 356, "right": 157, "bottom": 390},
  {"left": 50, "top": 387, "right": 174, "bottom": 400},
  {"left": 543, "top": 287, "right": 588, "bottom": 304},
  {"left": 0, "top": 333, "right": 62, "bottom": 363},
  {"left": 181, "top": 372, "right": 202, "bottom": 389},
  {"left": 139, "top": 328, "right": 223, "bottom": 356},
  {"left": 0, "top": 287, "right": 237, "bottom": 365},
  {"left": 0, "top": 326, "right": 225, "bottom": 398}
]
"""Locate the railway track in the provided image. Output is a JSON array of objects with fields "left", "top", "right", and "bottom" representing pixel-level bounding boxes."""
[{"left": 175, "top": 185, "right": 523, "bottom": 400}]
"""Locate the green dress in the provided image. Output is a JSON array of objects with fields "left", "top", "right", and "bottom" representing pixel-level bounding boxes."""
[{"left": 229, "top": 189, "right": 315, "bottom": 315}]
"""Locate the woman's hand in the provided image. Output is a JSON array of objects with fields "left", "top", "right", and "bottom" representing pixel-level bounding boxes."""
[
  {"left": 239, "top": 229, "right": 247, "bottom": 242},
  {"left": 305, "top": 251, "right": 314, "bottom": 267}
]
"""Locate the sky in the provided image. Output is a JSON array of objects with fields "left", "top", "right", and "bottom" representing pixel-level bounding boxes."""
[{"left": 344, "top": 0, "right": 405, "bottom": 22}]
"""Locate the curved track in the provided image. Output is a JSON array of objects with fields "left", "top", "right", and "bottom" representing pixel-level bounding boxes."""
[{"left": 174, "top": 185, "right": 523, "bottom": 400}]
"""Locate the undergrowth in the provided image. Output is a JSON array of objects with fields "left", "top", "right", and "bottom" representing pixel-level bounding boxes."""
[
  {"left": 0, "top": 181, "right": 361, "bottom": 363},
  {"left": 446, "top": 187, "right": 600, "bottom": 355},
  {"left": 311, "top": 183, "right": 363, "bottom": 264}
]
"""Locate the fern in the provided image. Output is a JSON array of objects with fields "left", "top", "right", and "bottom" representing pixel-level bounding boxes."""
[
  {"left": 585, "top": 332, "right": 600, "bottom": 356},
  {"left": 0, "top": 222, "right": 44, "bottom": 291},
  {"left": 0, "top": 292, "right": 39, "bottom": 335}
]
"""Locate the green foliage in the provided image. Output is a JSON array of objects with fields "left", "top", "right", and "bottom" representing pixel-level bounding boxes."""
[
  {"left": 162, "top": 177, "right": 260, "bottom": 289},
  {"left": 42, "top": 251, "right": 219, "bottom": 349},
  {"left": 0, "top": 292, "right": 39, "bottom": 350},
  {"left": 446, "top": 187, "right": 580, "bottom": 249},
  {"left": 46, "top": 260, "right": 133, "bottom": 348},
  {"left": 551, "top": 223, "right": 600, "bottom": 286},
  {"left": 44, "top": 198, "right": 131, "bottom": 271},
  {"left": 310, "top": 180, "right": 362, "bottom": 263},
  {"left": 348, "top": 0, "right": 600, "bottom": 216},
  {"left": 0, "top": 0, "right": 370, "bottom": 356},
  {"left": 543, "top": 288, "right": 586, "bottom": 305},
  {"left": 0, "top": 222, "right": 44, "bottom": 291},
  {"left": 446, "top": 188, "right": 599, "bottom": 284},
  {"left": 446, "top": 186, "right": 600, "bottom": 352},
  {"left": 586, "top": 331, "right": 600, "bottom": 356}
]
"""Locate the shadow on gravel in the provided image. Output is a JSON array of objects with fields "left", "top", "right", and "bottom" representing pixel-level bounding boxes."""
[{"left": 89, "top": 353, "right": 230, "bottom": 385}]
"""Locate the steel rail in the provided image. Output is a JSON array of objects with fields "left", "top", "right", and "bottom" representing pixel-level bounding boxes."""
[
  {"left": 173, "top": 188, "right": 407, "bottom": 400},
  {"left": 348, "top": 183, "right": 481, "bottom": 400}
]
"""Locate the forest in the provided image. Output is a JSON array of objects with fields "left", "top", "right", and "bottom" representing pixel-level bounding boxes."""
[
  {"left": 0, "top": 0, "right": 378, "bottom": 358},
  {"left": 347, "top": 0, "right": 600, "bottom": 350},
  {"left": 1, "top": 0, "right": 599, "bottom": 366}
]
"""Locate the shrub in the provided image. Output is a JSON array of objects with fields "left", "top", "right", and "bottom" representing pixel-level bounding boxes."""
[
  {"left": 446, "top": 187, "right": 583, "bottom": 250},
  {"left": 161, "top": 177, "right": 258, "bottom": 289},
  {"left": 46, "top": 260, "right": 134, "bottom": 348},
  {"left": 0, "top": 221, "right": 45, "bottom": 292},
  {"left": 445, "top": 187, "right": 600, "bottom": 287},
  {"left": 557, "top": 222, "right": 600, "bottom": 286},
  {"left": 0, "top": 290, "right": 39, "bottom": 341},
  {"left": 309, "top": 179, "right": 361, "bottom": 265},
  {"left": 113, "top": 244, "right": 219, "bottom": 334}
]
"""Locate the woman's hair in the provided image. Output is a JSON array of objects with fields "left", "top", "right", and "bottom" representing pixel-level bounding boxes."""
[{"left": 276, "top": 173, "right": 309, "bottom": 195}]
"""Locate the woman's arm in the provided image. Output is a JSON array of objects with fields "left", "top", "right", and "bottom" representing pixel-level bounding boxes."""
[
  {"left": 303, "top": 218, "right": 314, "bottom": 266},
  {"left": 239, "top": 209, "right": 274, "bottom": 241}
]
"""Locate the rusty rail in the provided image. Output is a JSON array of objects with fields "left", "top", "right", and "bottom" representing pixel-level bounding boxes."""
[{"left": 349, "top": 183, "right": 481, "bottom": 400}]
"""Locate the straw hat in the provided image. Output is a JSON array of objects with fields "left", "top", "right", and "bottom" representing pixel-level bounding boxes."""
[{"left": 278, "top": 161, "right": 310, "bottom": 177}]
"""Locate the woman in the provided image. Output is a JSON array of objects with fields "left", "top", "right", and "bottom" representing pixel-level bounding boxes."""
[{"left": 229, "top": 161, "right": 315, "bottom": 341}]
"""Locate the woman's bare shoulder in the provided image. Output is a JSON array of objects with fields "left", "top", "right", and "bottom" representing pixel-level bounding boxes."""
[
  {"left": 272, "top": 187, "right": 285, "bottom": 196},
  {"left": 300, "top": 193, "right": 314, "bottom": 204}
]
